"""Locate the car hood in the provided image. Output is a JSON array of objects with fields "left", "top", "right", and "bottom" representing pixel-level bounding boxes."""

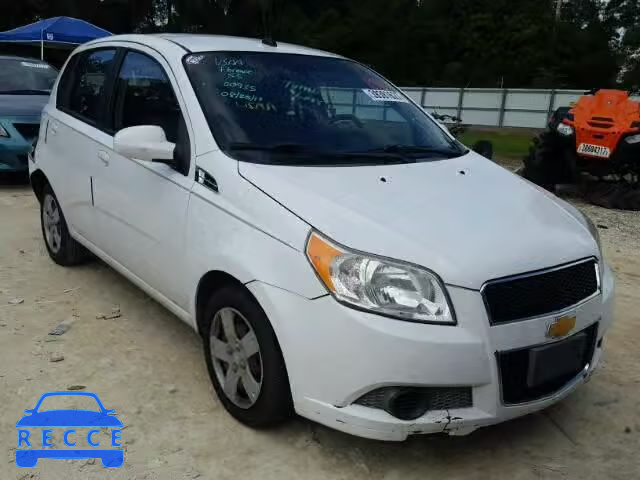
[
  {"left": 0, "top": 94, "right": 48, "bottom": 117},
  {"left": 16, "top": 410, "right": 122, "bottom": 427},
  {"left": 239, "top": 152, "right": 598, "bottom": 289}
]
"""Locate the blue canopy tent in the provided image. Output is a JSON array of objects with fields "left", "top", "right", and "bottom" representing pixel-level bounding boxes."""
[{"left": 0, "top": 17, "right": 112, "bottom": 60}]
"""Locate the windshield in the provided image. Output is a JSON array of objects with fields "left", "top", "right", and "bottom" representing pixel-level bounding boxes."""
[
  {"left": 0, "top": 59, "right": 57, "bottom": 94},
  {"left": 184, "top": 52, "right": 466, "bottom": 165}
]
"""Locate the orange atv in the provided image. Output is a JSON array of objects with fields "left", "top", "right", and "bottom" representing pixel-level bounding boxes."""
[{"left": 523, "top": 88, "right": 640, "bottom": 210}]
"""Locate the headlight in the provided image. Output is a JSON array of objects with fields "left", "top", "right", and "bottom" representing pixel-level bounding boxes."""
[
  {"left": 306, "top": 231, "right": 454, "bottom": 324},
  {"left": 624, "top": 134, "right": 640, "bottom": 144},
  {"left": 0, "top": 124, "right": 9, "bottom": 138},
  {"left": 557, "top": 123, "right": 574, "bottom": 136},
  {"left": 581, "top": 213, "right": 605, "bottom": 282}
]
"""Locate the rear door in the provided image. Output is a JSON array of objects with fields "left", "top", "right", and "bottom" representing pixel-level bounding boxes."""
[
  {"left": 46, "top": 48, "right": 119, "bottom": 238},
  {"left": 91, "top": 47, "right": 194, "bottom": 308}
]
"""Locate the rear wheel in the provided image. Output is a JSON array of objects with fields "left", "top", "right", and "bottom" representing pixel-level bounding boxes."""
[
  {"left": 202, "top": 285, "right": 292, "bottom": 428},
  {"left": 40, "top": 184, "right": 90, "bottom": 266},
  {"left": 522, "top": 131, "right": 573, "bottom": 191}
]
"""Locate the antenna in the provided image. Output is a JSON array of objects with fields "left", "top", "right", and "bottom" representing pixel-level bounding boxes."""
[{"left": 261, "top": 0, "right": 277, "bottom": 47}]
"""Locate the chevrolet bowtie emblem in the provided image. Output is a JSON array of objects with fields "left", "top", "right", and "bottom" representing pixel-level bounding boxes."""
[{"left": 547, "top": 315, "right": 577, "bottom": 339}]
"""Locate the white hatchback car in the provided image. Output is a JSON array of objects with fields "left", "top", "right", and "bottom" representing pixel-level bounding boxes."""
[{"left": 30, "top": 34, "right": 615, "bottom": 441}]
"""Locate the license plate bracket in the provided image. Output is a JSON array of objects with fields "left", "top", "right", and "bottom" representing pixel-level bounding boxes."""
[{"left": 526, "top": 332, "right": 588, "bottom": 388}]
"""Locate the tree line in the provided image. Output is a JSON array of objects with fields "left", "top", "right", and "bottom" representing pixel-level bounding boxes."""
[{"left": 1, "top": 0, "right": 639, "bottom": 89}]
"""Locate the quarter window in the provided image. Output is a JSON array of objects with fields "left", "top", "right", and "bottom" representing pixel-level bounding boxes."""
[
  {"left": 113, "top": 51, "right": 181, "bottom": 142},
  {"left": 56, "top": 55, "right": 77, "bottom": 110},
  {"left": 66, "top": 49, "right": 117, "bottom": 125}
]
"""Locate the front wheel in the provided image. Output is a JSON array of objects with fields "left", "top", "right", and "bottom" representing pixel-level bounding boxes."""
[
  {"left": 202, "top": 285, "right": 293, "bottom": 428},
  {"left": 40, "top": 184, "right": 90, "bottom": 266}
]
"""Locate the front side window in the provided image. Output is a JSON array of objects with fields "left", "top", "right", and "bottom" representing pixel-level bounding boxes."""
[
  {"left": 184, "top": 52, "right": 466, "bottom": 165},
  {"left": 0, "top": 58, "right": 57, "bottom": 94},
  {"left": 113, "top": 51, "right": 181, "bottom": 142},
  {"left": 66, "top": 49, "right": 117, "bottom": 124}
]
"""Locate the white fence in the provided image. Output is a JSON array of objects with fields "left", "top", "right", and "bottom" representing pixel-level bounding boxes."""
[{"left": 401, "top": 87, "right": 588, "bottom": 129}]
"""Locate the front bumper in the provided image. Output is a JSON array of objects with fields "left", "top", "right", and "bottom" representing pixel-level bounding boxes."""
[
  {"left": 0, "top": 145, "right": 31, "bottom": 171},
  {"left": 248, "top": 264, "right": 615, "bottom": 441}
]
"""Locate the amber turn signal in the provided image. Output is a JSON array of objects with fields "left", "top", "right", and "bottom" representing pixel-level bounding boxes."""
[{"left": 305, "top": 232, "right": 343, "bottom": 292}]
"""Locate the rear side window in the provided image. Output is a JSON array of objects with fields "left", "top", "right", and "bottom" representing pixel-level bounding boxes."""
[
  {"left": 56, "top": 56, "right": 77, "bottom": 109},
  {"left": 64, "top": 49, "right": 117, "bottom": 125},
  {"left": 112, "top": 51, "right": 181, "bottom": 142}
]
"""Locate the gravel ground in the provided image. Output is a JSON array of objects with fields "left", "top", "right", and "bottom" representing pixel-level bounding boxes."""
[{"left": 0, "top": 173, "right": 639, "bottom": 480}]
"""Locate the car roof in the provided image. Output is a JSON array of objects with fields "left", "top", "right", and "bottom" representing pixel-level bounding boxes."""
[{"left": 86, "top": 33, "right": 342, "bottom": 59}]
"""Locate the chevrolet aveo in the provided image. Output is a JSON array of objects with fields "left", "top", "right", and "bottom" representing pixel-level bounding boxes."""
[{"left": 29, "top": 34, "right": 615, "bottom": 441}]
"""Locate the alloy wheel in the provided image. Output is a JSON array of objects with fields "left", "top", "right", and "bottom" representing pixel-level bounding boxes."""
[
  {"left": 42, "top": 194, "right": 62, "bottom": 254},
  {"left": 209, "top": 307, "right": 263, "bottom": 409}
]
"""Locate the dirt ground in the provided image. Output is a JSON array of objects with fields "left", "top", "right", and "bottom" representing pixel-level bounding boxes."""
[{"left": 1, "top": 173, "right": 639, "bottom": 480}]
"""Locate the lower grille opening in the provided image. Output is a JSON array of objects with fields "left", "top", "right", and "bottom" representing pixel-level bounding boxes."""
[
  {"left": 498, "top": 322, "right": 598, "bottom": 405},
  {"left": 355, "top": 386, "right": 472, "bottom": 420}
]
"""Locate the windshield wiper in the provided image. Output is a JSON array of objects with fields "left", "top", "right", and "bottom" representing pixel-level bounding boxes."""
[
  {"left": 227, "top": 142, "right": 411, "bottom": 164},
  {"left": 365, "top": 144, "right": 466, "bottom": 158},
  {"left": 228, "top": 143, "right": 319, "bottom": 154},
  {"left": 0, "top": 89, "right": 51, "bottom": 95}
]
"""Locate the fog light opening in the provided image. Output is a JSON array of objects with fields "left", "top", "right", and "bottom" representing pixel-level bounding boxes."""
[{"left": 384, "top": 388, "right": 429, "bottom": 421}]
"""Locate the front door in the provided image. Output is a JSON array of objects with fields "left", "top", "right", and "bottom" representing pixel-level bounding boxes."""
[{"left": 91, "top": 49, "right": 194, "bottom": 309}]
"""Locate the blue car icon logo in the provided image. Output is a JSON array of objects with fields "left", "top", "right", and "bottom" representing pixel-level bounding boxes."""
[{"left": 16, "top": 392, "right": 123, "bottom": 468}]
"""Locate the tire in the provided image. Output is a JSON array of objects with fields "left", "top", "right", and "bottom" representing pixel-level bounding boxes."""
[
  {"left": 40, "top": 184, "right": 90, "bottom": 266},
  {"left": 202, "top": 285, "right": 293, "bottom": 428},
  {"left": 522, "top": 131, "right": 569, "bottom": 191},
  {"left": 586, "top": 181, "right": 640, "bottom": 211}
]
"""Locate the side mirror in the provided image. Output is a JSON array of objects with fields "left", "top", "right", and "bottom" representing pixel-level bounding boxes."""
[
  {"left": 24, "top": 409, "right": 34, "bottom": 414},
  {"left": 114, "top": 125, "right": 175, "bottom": 164}
]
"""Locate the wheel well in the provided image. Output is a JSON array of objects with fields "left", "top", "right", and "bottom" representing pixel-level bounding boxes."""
[
  {"left": 195, "top": 271, "right": 245, "bottom": 336},
  {"left": 30, "top": 170, "right": 49, "bottom": 203}
]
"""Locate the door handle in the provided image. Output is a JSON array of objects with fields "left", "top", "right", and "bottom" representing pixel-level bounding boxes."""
[
  {"left": 49, "top": 121, "right": 59, "bottom": 135},
  {"left": 97, "top": 150, "right": 110, "bottom": 166}
]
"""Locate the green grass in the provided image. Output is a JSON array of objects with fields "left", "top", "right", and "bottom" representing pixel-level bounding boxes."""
[{"left": 459, "top": 129, "right": 535, "bottom": 161}]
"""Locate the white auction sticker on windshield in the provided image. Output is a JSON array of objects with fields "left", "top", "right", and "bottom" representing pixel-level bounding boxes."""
[
  {"left": 362, "top": 89, "right": 408, "bottom": 103},
  {"left": 21, "top": 62, "right": 50, "bottom": 69},
  {"left": 185, "top": 55, "right": 204, "bottom": 65}
]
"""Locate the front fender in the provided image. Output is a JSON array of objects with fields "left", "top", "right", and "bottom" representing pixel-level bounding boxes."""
[{"left": 185, "top": 161, "right": 326, "bottom": 320}]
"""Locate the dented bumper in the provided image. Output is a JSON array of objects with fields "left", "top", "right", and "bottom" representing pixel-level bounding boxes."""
[{"left": 247, "top": 264, "right": 615, "bottom": 441}]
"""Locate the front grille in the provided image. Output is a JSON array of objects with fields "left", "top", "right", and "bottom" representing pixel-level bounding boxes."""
[
  {"left": 498, "top": 323, "right": 598, "bottom": 404},
  {"left": 482, "top": 259, "right": 599, "bottom": 325},
  {"left": 355, "top": 387, "right": 472, "bottom": 411},
  {"left": 13, "top": 123, "right": 39, "bottom": 140}
]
